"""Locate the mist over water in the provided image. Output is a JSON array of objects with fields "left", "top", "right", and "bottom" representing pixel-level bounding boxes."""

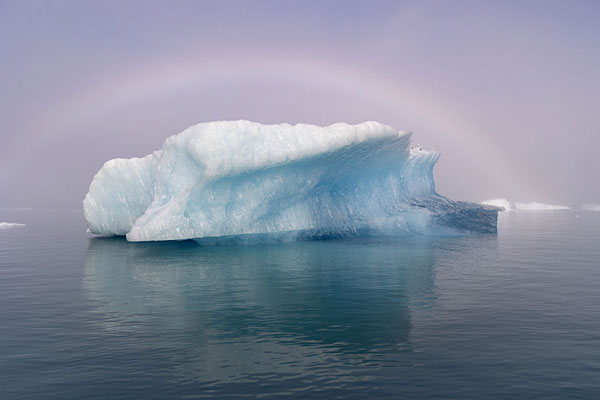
[
  {"left": 1, "top": 1, "right": 600, "bottom": 207},
  {"left": 2, "top": 209, "right": 599, "bottom": 399}
]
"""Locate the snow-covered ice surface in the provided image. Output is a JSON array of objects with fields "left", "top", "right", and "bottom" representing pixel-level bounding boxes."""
[
  {"left": 84, "top": 121, "right": 497, "bottom": 242},
  {"left": 481, "top": 199, "right": 511, "bottom": 211},
  {"left": 514, "top": 202, "right": 570, "bottom": 211},
  {"left": 0, "top": 222, "right": 25, "bottom": 229}
]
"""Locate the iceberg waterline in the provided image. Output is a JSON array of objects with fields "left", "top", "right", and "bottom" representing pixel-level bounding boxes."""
[{"left": 83, "top": 120, "right": 497, "bottom": 242}]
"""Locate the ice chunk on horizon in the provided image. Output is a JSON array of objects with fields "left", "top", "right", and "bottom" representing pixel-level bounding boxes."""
[
  {"left": 0, "top": 222, "right": 25, "bottom": 229},
  {"left": 582, "top": 204, "right": 600, "bottom": 211},
  {"left": 481, "top": 199, "right": 511, "bottom": 211},
  {"left": 514, "top": 202, "right": 570, "bottom": 211},
  {"left": 481, "top": 199, "right": 573, "bottom": 212},
  {"left": 83, "top": 120, "right": 497, "bottom": 242}
]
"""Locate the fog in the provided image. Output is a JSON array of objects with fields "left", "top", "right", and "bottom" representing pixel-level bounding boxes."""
[{"left": 1, "top": 0, "right": 598, "bottom": 209}]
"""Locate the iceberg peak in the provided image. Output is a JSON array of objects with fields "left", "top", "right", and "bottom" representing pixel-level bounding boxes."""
[{"left": 83, "top": 120, "right": 497, "bottom": 242}]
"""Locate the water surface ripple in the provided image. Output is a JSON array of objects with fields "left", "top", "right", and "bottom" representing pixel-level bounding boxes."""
[{"left": 1, "top": 210, "right": 599, "bottom": 399}]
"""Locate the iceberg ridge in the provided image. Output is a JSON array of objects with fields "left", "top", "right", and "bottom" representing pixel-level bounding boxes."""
[{"left": 83, "top": 120, "right": 497, "bottom": 242}]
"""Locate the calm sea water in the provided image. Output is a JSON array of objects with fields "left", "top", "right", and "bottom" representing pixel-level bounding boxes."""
[{"left": 1, "top": 209, "right": 599, "bottom": 399}]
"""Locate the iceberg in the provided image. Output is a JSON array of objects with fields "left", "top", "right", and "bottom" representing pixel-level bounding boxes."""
[
  {"left": 582, "top": 204, "right": 600, "bottom": 211},
  {"left": 83, "top": 121, "right": 497, "bottom": 242},
  {"left": 514, "top": 202, "right": 570, "bottom": 211},
  {"left": 481, "top": 198, "right": 511, "bottom": 211},
  {"left": 0, "top": 222, "right": 25, "bottom": 229},
  {"left": 480, "top": 199, "right": 573, "bottom": 212}
]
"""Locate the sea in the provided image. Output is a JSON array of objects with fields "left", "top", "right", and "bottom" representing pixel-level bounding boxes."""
[{"left": 1, "top": 208, "right": 599, "bottom": 399}]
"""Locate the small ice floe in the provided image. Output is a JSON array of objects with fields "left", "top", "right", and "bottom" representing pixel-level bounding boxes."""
[
  {"left": 581, "top": 204, "right": 600, "bottom": 211},
  {"left": 0, "top": 222, "right": 26, "bottom": 229},
  {"left": 514, "top": 202, "right": 570, "bottom": 211},
  {"left": 480, "top": 199, "right": 511, "bottom": 211}
]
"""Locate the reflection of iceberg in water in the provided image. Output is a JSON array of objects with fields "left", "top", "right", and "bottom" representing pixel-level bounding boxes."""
[{"left": 83, "top": 236, "right": 493, "bottom": 388}]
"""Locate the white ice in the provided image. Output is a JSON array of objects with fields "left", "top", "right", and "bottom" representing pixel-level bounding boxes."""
[
  {"left": 581, "top": 204, "right": 600, "bottom": 211},
  {"left": 0, "top": 222, "right": 25, "bottom": 229},
  {"left": 481, "top": 199, "right": 512, "bottom": 211},
  {"left": 514, "top": 202, "right": 570, "bottom": 211}
]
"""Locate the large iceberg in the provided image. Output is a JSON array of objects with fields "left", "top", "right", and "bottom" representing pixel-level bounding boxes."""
[{"left": 83, "top": 121, "right": 497, "bottom": 242}]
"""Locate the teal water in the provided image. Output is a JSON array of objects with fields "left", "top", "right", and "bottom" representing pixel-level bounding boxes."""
[{"left": 1, "top": 209, "right": 599, "bottom": 399}]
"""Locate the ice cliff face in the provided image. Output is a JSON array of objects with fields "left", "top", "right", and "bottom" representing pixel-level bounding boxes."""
[{"left": 83, "top": 120, "right": 497, "bottom": 242}]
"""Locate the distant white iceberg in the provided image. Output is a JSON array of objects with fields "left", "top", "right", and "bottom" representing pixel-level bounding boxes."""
[
  {"left": 582, "top": 204, "right": 600, "bottom": 211},
  {"left": 481, "top": 199, "right": 512, "bottom": 211},
  {"left": 514, "top": 202, "right": 570, "bottom": 211},
  {"left": 0, "top": 222, "right": 25, "bottom": 229},
  {"left": 481, "top": 199, "right": 572, "bottom": 212},
  {"left": 83, "top": 120, "right": 498, "bottom": 242}
]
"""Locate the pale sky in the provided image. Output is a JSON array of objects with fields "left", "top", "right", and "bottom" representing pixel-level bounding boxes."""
[{"left": 1, "top": 0, "right": 599, "bottom": 208}]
